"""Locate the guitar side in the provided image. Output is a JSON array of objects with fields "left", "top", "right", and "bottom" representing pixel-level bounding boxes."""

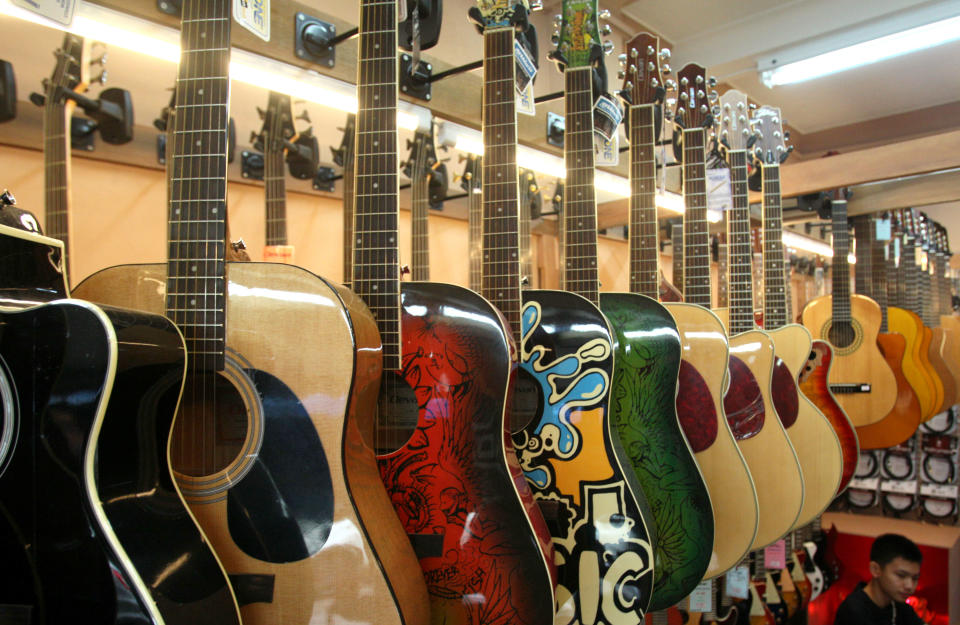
[
  {"left": 917, "top": 324, "right": 945, "bottom": 419},
  {"left": 889, "top": 307, "right": 938, "bottom": 420},
  {"left": 664, "top": 302, "right": 758, "bottom": 578},
  {"left": 765, "top": 324, "right": 843, "bottom": 527},
  {"left": 515, "top": 290, "right": 657, "bottom": 623},
  {"left": 801, "top": 294, "right": 898, "bottom": 426},
  {"left": 75, "top": 262, "right": 428, "bottom": 625},
  {"left": 928, "top": 327, "right": 956, "bottom": 413},
  {"left": 601, "top": 293, "right": 714, "bottom": 610},
  {"left": 855, "top": 328, "right": 922, "bottom": 449}
]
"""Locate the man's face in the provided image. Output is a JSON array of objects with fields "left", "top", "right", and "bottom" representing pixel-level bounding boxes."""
[{"left": 871, "top": 556, "right": 921, "bottom": 602}]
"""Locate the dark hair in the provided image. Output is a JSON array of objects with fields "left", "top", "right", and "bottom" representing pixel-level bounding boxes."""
[{"left": 870, "top": 534, "right": 923, "bottom": 567}]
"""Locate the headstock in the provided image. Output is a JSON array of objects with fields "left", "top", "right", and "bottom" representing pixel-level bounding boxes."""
[
  {"left": 254, "top": 92, "right": 318, "bottom": 178},
  {"left": 549, "top": 0, "right": 605, "bottom": 70},
  {"left": 749, "top": 105, "right": 791, "bottom": 167},
  {"left": 34, "top": 34, "right": 96, "bottom": 109},
  {"left": 331, "top": 114, "right": 356, "bottom": 168},
  {"left": 468, "top": 0, "right": 531, "bottom": 31},
  {"left": 717, "top": 89, "right": 754, "bottom": 152},
  {"left": 519, "top": 168, "right": 542, "bottom": 218},
  {"left": 672, "top": 63, "right": 715, "bottom": 130},
  {"left": 618, "top": 32, "right": 667, "bottom": 106},
  {"left": 458, "top": 153, "right": 481, "bottom": 194},
  {"left": 403, "top": 125, "right": 448, "bottom": 208},
  {"left": 260, "top": 91, "right": 296, "bottom": 158}
]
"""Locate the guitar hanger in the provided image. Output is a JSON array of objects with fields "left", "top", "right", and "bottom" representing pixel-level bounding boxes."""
[{"left": 0, "top": 59, "right": 15, "bottom": 122}]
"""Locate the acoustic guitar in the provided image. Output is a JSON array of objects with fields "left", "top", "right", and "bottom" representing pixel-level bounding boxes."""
[
  {"left": 402, "top": 124, "right": 445, "bottom": 281},
  {"left": 75, "top": 1, "right": 430, "bottom": 622},
  {"left": 927, "top": 220, "right": 960, "bottom": 397},
  {"left": 696, "top": 82, "right": 803, "bottom": 551},
  {"left": 356, "top": 1, "right": 555, "bottom": 622},
  {"left": 486, "top": 0, "right": 659, "bottom": 619},
  {"left": 746, "top": 103, "right": 844, "bottom": 526},
  {"left": 933, "top": 225, "right": 960, "bottom": 393},
  {"left": 849, "top": 213, "right": 922, "bottom": 448},
  {"left": 458, "top": 153, "right": 483, "bottom": 291},
  {"left": 801, "top": 190, "right": 898, "bottom": 426},
  {"left": 602, "top": 32, "right": 714, "bottom": 610},
  {"left": 917, "top": 213, "right": 958, "bottom": 413}
]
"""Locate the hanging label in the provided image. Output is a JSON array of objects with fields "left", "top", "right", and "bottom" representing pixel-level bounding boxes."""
[
  {"left": 11, "top": 0, "right": 77, "bottom": 25},
  {"left": 849, "top": 476, "right": 880, "bottom": 491},
  {"left": 594, "top": 133, "right": 619, "bottom": 166},
  {"left": 517, "top": 83, "right": 536, "bottom": 116},
  {"left": 764, "top": 540, "right": 786, "bottom": 570},
  {"left": 881, "top": 479, "right": 918, "bottom": 494},
  {"left": 514, "top": 39, "right": 538, "bottom": 97},
  {"left": 688, "top": 580, "right": 713, "bottom": 613},
  {"left": 593, "top": 95, "right": 622, "bottom": 142},
  {"left": 263, "top": 245, "right": 294, "bottom": 263},
  {"left": 876, "top": 217, "right": 892, "bottom": 241},
  {"left": 234, "top": 0, "right": 270, "bottom": 41},
  {"left": 920, "top": 483, "right": 958, "bottom": 498},
  {"left": 725, "top": 565, "right": 750, "bottom": 600},
  {"left": 707, "top": 168, "right": 733, "bottom": 213}
]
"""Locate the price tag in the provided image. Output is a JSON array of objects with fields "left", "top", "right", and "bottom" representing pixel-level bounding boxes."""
[
  {"left": 764, "top": 539, "right": 786, "bottom": 570},
  {"left": 594, "top": 133, "right": 619, "bottom": 166},
  {"left": 234, "top": 0, "right": 270, "bottom": 42},
  {"left": 881, "top": 479, "right": 918, "bottom": 494},
  {"left": 593, "top": 95, "right": 622, "bottom": 142},
  {"left": 263, "top": 245, "right": 294, "bottom": 263},
  {"left": 849, "top": 477, "right": 880, "bottom": 490},
  {"left": 517, "top": 83, "right": 535, "bottom": 116},
  {"left": 707, "top": 168, "right": 732, "bottom": 213},
  {"left": 920, "top": 483, "right": 958, "bottom": 498},
  {"left": 514, "top": 39, "right": 538, "bottom": 97},
  {"left": 11, "top": 0, "right": 76, "bottom": 25},
  {"left": 876, "top": 217, "right": 892, "bottom": 241},
  {"left": 687, "top": 580, "right": 713, "bottom": 613},
  {"left": 725, "top": 565, "right": 750, "bottom": 600}
]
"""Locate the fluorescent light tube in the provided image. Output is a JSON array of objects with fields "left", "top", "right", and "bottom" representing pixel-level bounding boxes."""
[{"left": 761, "top": 14, "right": 960, "bottom": 87}]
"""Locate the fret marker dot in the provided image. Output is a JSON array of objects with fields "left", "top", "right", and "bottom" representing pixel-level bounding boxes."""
[
  {"left": 191, "top": 265, "right": 197, "bottom": 272},
  {"left": 498, "top": 207, "right": 502, "bottom": 212},
  {"left": 357, "top": 237, "right": 362, "bottom": 244},
  {"left": 175, "top": 209, "right": 180, "bottom": 215},
  {"left": 373, "top": 182, "right": 378, "bottom": 188},
  {"left": 373, "top": 140, "right": 379, "bottom": 147},
  {"left": 372, "top": 284, "right": 378, "bottom": 290},
  {"left": 374, "top": 94, "right": 379, "bottom": 101},
  {"left": 374, "top": 43, "right": 380, "bottom": 49},
  {"left": 190, "top": 299, "right": 196, "bottom": 306},
  {"left": 389, "top": 237, "right": 394, "bottom": 243},
  {"left": 196, "top": 140, "right": 201, "bottom": 146},
  {"left": 198, "top": 88, "right": 204, "bottom": 95}
]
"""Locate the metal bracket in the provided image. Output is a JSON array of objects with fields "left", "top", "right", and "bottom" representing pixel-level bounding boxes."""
[
  {"left": 70, "top": 117, "right": 97, "bottom": 152},
  {"left": 313, "top": 166, "right": 338, "bottom": 192},
  {"left": 156, "top": 134, "right": 167, "bottom": 165},
  {"left": 0, "top": 60, "right": 15, "bottom": 122},
  {"left": 546, "top": 112, "right": 564, "bottom": 148},
  {"left": 295, "top": 13, "right": 358, "bottom": 68},
  {"left": 241, "top": 150, "right": 264, "bottom": 181},
  {"left": 399, "top": 54, "right": 432, "bottom": 102}
]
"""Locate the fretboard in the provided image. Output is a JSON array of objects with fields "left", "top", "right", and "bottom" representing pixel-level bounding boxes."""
[
  {"left": 341, "top": 118, "right": 356, "bottom": 286},
  {"left": 853, "top": 215, "right": 889, "bottom": 332},
  {"left": 920, "top": 245, "right": 934, "bottom": 326},
  {"left": 519, "top": 178, "right": 533, "bottom": 286},
  {"left": 682, "top": 127, "right": 710, "bottom": 308},
  {"left": 352, "top": 0, "right": 401, "bottom": 370},
  {"left": 628, "top": 103, "right": 659, "bottom": 299},
  {"left": 830, "top": 199, "right": 852, "bottom": 325},
  {"left": 888, "top": 239, "right": 902, "bottom": 309},
  {"left": 761, "top": 164, "right": 789, "bottom": 329},
  {"left": 902, "top": 236, "right": 918, "bottom": 316},
  {"left": 43, "top": 98, "right": 71, "bottom": 280},
  {"left": 672, "top": 223, "right": 683, "bottom": 297},
  {"left": 726, "top": 150, "right": 755, "bottom": 334},
  {"left": 467, "top": 157, "right": 482, "bottom": 292},
  {"left": 165, "top": 0, "right": 232, "bottom": 372},
  {"left": 264, "top": 138, "right": 287, "bottom": 246},
  {"left": 480, "top": 27, "right": 522, "bottom": 344},
  {"left": 410, "top": 142, "right": 430, "bottom": 281},
  {"left": 562, "top": 67, "right": 600, "bottom": 305}
]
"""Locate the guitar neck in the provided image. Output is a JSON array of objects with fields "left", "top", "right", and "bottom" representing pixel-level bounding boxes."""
[
  {"left": 44, "top": 100, "right": 71, "bottom": 278},
  {"left": 165, "top": 0, "right": 232, "bottom": 372},
  {"left": 761, "top": 164, "right": 790, "bottom": 329},
  {"left": 563, "top": 67, "right": 600, "bottom": 305},
  {"left": 830, "top": 199, "right": 852, "bottom": 324},
  {"left": 519, "top": 179, "right": 533, "bottom": 286},
  {"left": 479, "top": 27, "right": 522, "bottom": 345},
  {"left": 353, "top": 0, "right": 402, "bottom": 370},
  {"left": 672, "top": 223, "right": 683, "bottom": 298},
  {"left": 467, "top": 157, "right": 482, "bottom": 292},
  {"left": 902, "top": 237, "right": 919, "bottom": 316},
  {"left": 341, "top": 115, "right": 356, "bottom": 286},
  {"left": 853, "top": 215, "right": 889, "bottom": 331},
  {"left": 682, "top": 127, "right": 711, "bottom": 309},
  {"left": 627, "top": 103, "right": 660, "bottom": 300},
  {"left": 411, "top": 147, "right": 430, "bottom": 281},
  {"left": 264, "top": 143, "right": 288, "bottom": 246},
  {"left": 726, "top": 149, "right": 754, "bottom": 334}
]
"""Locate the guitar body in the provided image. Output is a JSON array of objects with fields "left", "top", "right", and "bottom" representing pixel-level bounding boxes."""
[
  {"left": 889, "top": 307, "right": 938, "bottom": 420},
  {"left": 0, "top": 300, "right": 166, "bottom": 623},
  {"left": 939, "top": 316, "right": 960, "bottom": 393},
  {"left": 917, "top": 325, "right": 945, "bottom": 419},
  {"left": 801, "top": 541, "right": 826, "bottom": 599},
  {"left": 747, "top": 582, "right": 777, "bottom": 625},
  {"left": 755, "top": 577, "right": 787, "bottom": 625},
  {"left": 715, "top": 316, "right": 804, "bottom": 550},
  {"left": 801, "top": 294, "right": 898, "bottom": 426},
  {"left": 797, "top": 340, "right": 859, "bottom": 493},
  {"left": 514, "top": 291, "right": 656, "bottom": 623},
  {"left": 601, "top": 293, "right": 713, "bottom": 609},
  {"left": 766, "top": 325, "right": 843, "bottom": 526},
  {"left": 928, "top": 327, "right": 956, "bottom": 412},
  {"left": 377, "top": 282, "right": 555, "bottom": 625},
  {"left": 789, "top": 550, "right": 813, "bottom": 608},
  {"left": 74, "top": 262, "right": 429, "bottom": 625},
  {"left": 855, "top": 330, "right": 922, "bottom": 449},
  {"left": 664, "top": 302, "right": 758, "bottom": 578}
]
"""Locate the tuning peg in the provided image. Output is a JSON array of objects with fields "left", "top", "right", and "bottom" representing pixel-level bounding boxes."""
[
  {"left": 90, "top": 51, "right": 107, "bottom": 66},
  {"left": 301, "top": 126, "right": 315, "bottom": 138},
  {"left": 659, "top": 48, "right": 671, "bottom": 61},
  {"left": 784, "top": 130, "right": 791, "bottom": 140},
  {"left": 529, "top": 0, "right": 543, "bottom": 10},
  {"left": 617, "top": 69, "right": 626, "bottom": 80},
  {"left": 662, "top": 63, "right": 671, "bottom": 75},
  {"left": 601, "top": 24, "right": 612, "bottom": 36},
  {"left": 679, "top": 91, "right": 689, "bottom": 101},
  {"left": 700, "top": 104, "right": 708, "bottom": 114},
  {"left": 296, "top": 109, "right": 311, "bottom": 123},
  {"left": 680, "top": 76, "right": 689, "bottom": 88},
  {"left": 599, "top": 8, "right": 611, "bottom": 19},
  {"left": 708, "top": 90, "right": 718, "bottom": 102},
  {"left": 695, "top": 75, "right": 704, "bottom": 85},
  {"left": 256, "top": 106, "right": 266, "bottom": 120},
  {"left": 618, "top": 53, "right": 627, "bottom": 67},
  {"left": 651, "top": 77, "right": 659, "bottom": 88},
  {"left": 712, "top": 105, "right": 721, "bottom": 117},
  {"left": 707, "top": 76, "right": 717, "bottom": 88},
  {"left": 93, "top": 70, "right": 107, "bottom": 85},
  {"left": 623, "top": 81, "right": 633, "bottom": 91},
  {"left": 602, "top": 40, "right": 614, "bottom": 55},
  {"left": 0, "top": 190, "right": 15, "bottom": 206},
  {"left": 664, "top": 79, "right": 677, "bottom": 91},
  {"left": 29, "top": 92, "right": 46, "bottom": 107},
  {"left": 553, "top": 13, "right": 562, "bottom": 25},
  {"left": 696, "top": 89, "right": 705, "bottom": 100},
  {"left": 249, "top": 130, "right": 259, "bottom": 144},
  {"left": 647, "top": 61, "right": 656, "bottom": 72}
]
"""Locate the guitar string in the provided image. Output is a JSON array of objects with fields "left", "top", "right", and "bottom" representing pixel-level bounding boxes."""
[
  {"left": 682, "top": 126, "right": 709, "bottom": 310},
  {"left": 628, "top": 103, "right": 660, "bottom": 299}
]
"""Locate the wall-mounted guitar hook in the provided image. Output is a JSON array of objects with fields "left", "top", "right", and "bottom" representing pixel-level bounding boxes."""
[
  {"left": 400, "top": 57, "right": 485, "bottom": 103},
  {"left": 294, "top": 12, "right": 358, "bottom": 68},
  {"left": 32, "top": 86, "right": 134, "bottom": 149},
  {"left": 0, "top": 60, "right": 15, "bottom": 122},
  {"left": 399, "top": 0, "right": 443, "bottom": 52}
]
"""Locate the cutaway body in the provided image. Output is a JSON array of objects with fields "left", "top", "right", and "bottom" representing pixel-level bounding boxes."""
[
  {"left": 928, "top": 327, "right": 956, "bottom": 413},
  {"left": 855, "top": 329, "right": 922, "bottom": 449}
]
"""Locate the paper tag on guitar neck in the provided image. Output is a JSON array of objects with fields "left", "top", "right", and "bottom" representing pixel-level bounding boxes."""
[
  {"left": 687, "top": 580, "right": 713, "bottom": 613},
  {"left": 517, "top": 83, "right": 535, "bottom": 116},
  {"left": 707, "top": 167, "right": 733, "bottom": 213},
  {"left": 11, "top": 0, "right": 76, "bottom": 25},
  {"left": 594, "top": 133, "right": 619, "bottom": 166},
  {"left": 514, "top": 38, "right": 538, "bottom": 100},
  {"left": 876, "top": 217, "right": 892, "bottom": 241},
  {"left": 234, "top": 0, "right": 270, "bottom": 41},
  {"left": 764, "top": 539, "right": 786, "bottom": 570},
  {"left": 725, "top": 565, "right": 750, "bottom": 600},
  {"left": 881, "top": 479, "right": 918, "bottom": 494}
]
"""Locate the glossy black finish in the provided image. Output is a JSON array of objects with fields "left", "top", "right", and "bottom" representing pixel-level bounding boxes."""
[{"left": 0, "top": 226, "right": 66, "bottom": 303}]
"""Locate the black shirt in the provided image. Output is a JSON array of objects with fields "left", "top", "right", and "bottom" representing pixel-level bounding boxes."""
[{"left": 834, "top": 582, "right": 925, "bottom": 625}]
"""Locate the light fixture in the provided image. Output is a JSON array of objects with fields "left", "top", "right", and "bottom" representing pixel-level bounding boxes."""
[
  {"left": 760, "top": 13, "right": 960, "bottom": 87},
  {"left": 782, "top": 230, "right": 856, "bottom": 263}
]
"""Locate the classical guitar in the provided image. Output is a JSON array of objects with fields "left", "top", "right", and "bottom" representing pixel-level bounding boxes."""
[
  {"left": 357, "top": 1, "right": 553, "bottom": 622},
  {"left": 801, "top": 190, "right": 898, "bottom": 426},
  {"left": 653, "top": 70, "right": 761, "bottom": 584},
  {"left": 482, "top": 0, "right": 658, "bottom": 619},
  {"left": 403, "top": 123, "right": 445, "bottom": 281},
  {"left": 459, "top": 153, "right": 482, "bottom": 291},
  {"left": 75, "top": 1, "right": 430, "bottom": 623},
  {"left": 746, "top": 102, "right": 844, "bottom": 525},
  {"left": 332, "top": 113, "right": 356, "bottom": 285},
  {"left": 850, "top": 213, "right": 922, "bottom": 447},
  {"left": 0, "top": 226, "right": 241, "bottom": 623},
  {"left": 603, "top": 32, "right": 713, "bottom": 609},
  {"left": 689, "top": 80, "right": 802, "bottom": 551}
]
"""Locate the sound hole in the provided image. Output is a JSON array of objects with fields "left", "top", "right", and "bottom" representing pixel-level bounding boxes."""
[
  {"left": 828, "top": 321, "right": 856, "bottom": 349},
  {"left": 375, "top": 371, "right": 419, "bottom": 455},
  {"left": 510, "top": 367, "right": 542, "bottom": 435},
  {"left": 171, "top": 373, "right": 249, "bottom": 478}
]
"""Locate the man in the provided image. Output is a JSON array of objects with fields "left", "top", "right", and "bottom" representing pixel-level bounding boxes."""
[{"left": 834, "top": 533, "right": 925, "bottom": 624}]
